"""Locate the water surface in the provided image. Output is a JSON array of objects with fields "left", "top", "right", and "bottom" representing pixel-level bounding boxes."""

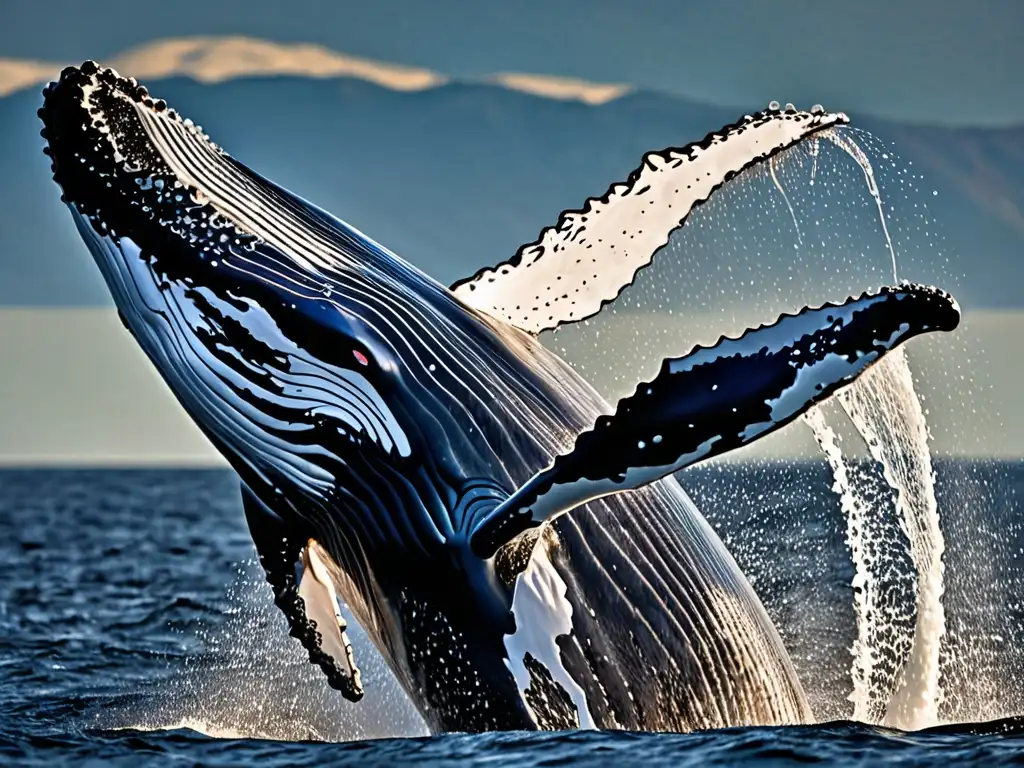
[{"left": 2, "top": 464, "right": 1023, "bottom": 765}]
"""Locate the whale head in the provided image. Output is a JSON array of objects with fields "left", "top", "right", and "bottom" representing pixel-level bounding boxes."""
[{"left": 41, "top": 63, "right": 427, "bottom": 506}]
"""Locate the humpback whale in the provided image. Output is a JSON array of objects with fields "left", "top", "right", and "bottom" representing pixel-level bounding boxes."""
[{"left": 39, "top": 63, "right": 961, "bottom": 734}]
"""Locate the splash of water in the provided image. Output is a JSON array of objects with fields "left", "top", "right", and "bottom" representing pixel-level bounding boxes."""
[
  {"left": 804, "top": 407, "right": 881, "bottom": 722},
  {"left": 544, "top": 114, "right": 994, "bottom": 726},
  {"left": 801, "top": 132, "right": 947, "bottom": 730},
  {"left": 838, "top": 350, "right": 945, "bottom": 730},
  {"left": 97, "top": 560, "right": 427, "bottom": 742}
]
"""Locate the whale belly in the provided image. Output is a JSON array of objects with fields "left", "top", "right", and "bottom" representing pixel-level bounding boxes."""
[{"left": 504, "top": 473, "right": 811, "bottom": 732}]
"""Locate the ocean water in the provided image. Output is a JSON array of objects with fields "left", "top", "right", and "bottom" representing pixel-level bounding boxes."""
[{"left": 2, "top": 462, "right": 1024, "bottom": 766}]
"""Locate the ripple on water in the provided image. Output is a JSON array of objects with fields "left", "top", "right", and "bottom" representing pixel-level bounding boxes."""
[{"left": 3, "top": 467, "right": 1024, "bottom": 765}]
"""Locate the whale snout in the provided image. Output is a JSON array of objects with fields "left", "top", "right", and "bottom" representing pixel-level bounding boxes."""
[
  {"left": 39, "top": 61, "right": 238, "bottom": 259},
  {"left": 41, "top": 62, "right": 165, "bottom": 212},
  {"left": 39, "top": 61, "right": 265, "bottom": 296}
]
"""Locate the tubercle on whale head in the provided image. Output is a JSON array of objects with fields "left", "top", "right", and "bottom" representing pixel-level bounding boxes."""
[
  {"left": 40, "top": 62, "right": 237, "bottom": 250},
  {"left": 40, "top": 60, "right": 217, "bottom": 158},
  {"left": 37, "top": 61, "right": 463, "bottom": 303}
]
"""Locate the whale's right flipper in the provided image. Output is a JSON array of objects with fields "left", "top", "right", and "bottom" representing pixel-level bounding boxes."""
[
  {"left": 242, "top": 486, "right": 364, "bottom": 701},
  {"left": 470, "top": 283, "right": 960, "bottom": 558}
]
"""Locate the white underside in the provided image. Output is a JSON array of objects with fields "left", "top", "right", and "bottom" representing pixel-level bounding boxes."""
[
  {"left": 298, "top": 541, "right": 350, "bottom": 668},
  {"left": 503, "top": 534, "right": 596, "bottom": 729}
]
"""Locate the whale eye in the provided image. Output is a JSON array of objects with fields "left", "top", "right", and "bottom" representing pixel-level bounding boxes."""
[{"left": 352, "top": 350, "right": 369, "bottom": 366}]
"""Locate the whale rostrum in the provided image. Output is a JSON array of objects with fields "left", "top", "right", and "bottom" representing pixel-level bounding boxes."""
[{"left": 39, "top": 62, "right": 960, "bottom": 733}]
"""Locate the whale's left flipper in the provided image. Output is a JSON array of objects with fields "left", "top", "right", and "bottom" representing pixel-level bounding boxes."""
[
  {"left": 470, "top": 283, "right": 960, "bottom": 558},
  {"left": 452, "top": 105, "right": 848, "bottom": 334},
  {"left": 242, "top": 487, "right": 364, "bottom": 701}
]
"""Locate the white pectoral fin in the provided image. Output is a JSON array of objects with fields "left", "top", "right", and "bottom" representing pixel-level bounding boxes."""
[
  {"left": 243, "top": 486, "right": 364, "bottom": 701},
  {"left": 297, "top": 540, "right": 362, "bottom": 696},
  {"left": 452, "top": 105, "right": 849, "bottom": 334}
]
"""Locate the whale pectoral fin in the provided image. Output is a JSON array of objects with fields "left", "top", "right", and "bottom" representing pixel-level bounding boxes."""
[
  {"left": 451, "top": 105, "right": 848, "bottom": 334},
  {"left": 470, "top": 284, "right": 960, "bottom": 557},
  {"left": 242, "top": 486, "right": 365, "bottom": 701},
  {"left": 297, "top": 541, "right": 363, "bottom": 695}
]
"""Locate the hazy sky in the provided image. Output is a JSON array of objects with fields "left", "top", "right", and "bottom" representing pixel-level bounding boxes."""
[{"left": 3, "top": 0, "right": 1023, "bottom": 126}]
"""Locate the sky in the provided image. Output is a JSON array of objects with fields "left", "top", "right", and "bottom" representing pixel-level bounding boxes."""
[
  {"left": 0, "top": 1, "right": 1021, "bottom": 463},
  {"left": 2, "top": 0, "right": 1023, "bottom": 126}
]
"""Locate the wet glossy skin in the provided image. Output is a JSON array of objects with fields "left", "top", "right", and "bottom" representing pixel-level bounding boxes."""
[{"left": 40, "top": 62, "right": 959, "bottom": 733}]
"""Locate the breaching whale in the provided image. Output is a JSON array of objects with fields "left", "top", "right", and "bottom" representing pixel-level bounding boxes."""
[{"left": 39, "top": 63, "right": 961, "bottom": 734}]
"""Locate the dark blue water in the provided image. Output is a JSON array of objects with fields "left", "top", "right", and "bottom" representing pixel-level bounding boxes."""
[{"left": 2, "top": 462, "right": 1024, "bottom": 765}]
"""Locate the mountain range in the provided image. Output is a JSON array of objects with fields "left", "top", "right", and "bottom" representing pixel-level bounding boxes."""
[{"left": 1, "top": 37, "right": 1020, "bottom": 310}]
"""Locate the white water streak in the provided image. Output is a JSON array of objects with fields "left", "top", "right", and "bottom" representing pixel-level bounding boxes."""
[
  {"left": 769, "top": 155, "right": 803, "bottom": 245},
  {"left": 824, "top": 130, "right": 899, "bottom": 283},
  {"left": 803, "top": 407, "right": 879, "bottom": 722},
  {"left": 838, "top": 350, "right": 945, "bottom": 730},
  {"left": 806, "top": 130, "right": 946, "bottom": 729}
]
